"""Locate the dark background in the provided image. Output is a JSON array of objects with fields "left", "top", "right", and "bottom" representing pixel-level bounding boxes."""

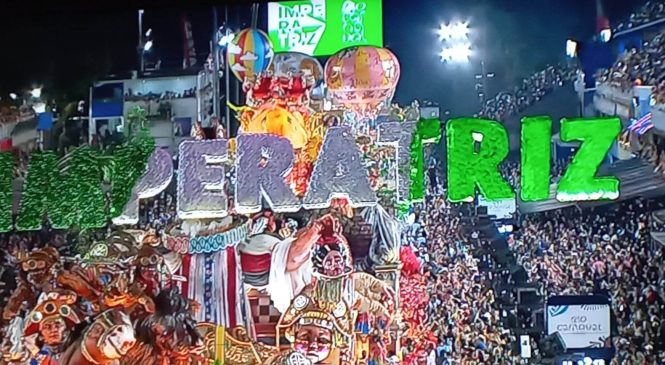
[{"left": 0, "top": 0, "right": 640, "bottom": 115}]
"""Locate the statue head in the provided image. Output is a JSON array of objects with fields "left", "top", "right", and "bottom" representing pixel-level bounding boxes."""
[
  {"left": 278, "top": 293, "right": 353, "bottom": 364},
  {"left": 17, "top": 247, "right": 59, "bottom": 288}
]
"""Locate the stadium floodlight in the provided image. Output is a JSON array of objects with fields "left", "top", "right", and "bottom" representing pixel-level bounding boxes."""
[
  {"left": 599, "top": 28, "right": 612, "bottom": 43},
  {"left": 566, "top": 39, "right": 578, "bottom": 58},
  {"left": 438, "top": 21, "right": 469, "bottom": 41},
  {"left": 9, "top": 93, "right": 17, "bottom": 100},
  {"left": 440, "top": 44, "right": 472, "bottom": 63},
  {"left": 143, "top": 40, "right": 153, "bottom": 52}
]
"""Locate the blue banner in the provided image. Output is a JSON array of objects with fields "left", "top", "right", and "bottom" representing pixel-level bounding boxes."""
[
  {"left": 579, "top": 41, "right": 614, "bottom": 88},
  {"left": 91, "top": 82, "right": 124, "bottom": 118},
  {"left": 37, "top": 112, "right": 53, "bottom": 131}
]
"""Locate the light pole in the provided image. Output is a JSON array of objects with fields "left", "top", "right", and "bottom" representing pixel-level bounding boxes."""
[
  {"left": 475, "top": 61, "right": 494, "bottom": 103},
  {"left": 138, "top": 9, "right": 144, "bottom": 73},
  {"left": 211, "top": 7, "right": 221, "bottom": 127},
  {"left": 137, "top": 10, "right": 154, "bottom": 73},
  {"left": 215, "top": 9, "right": 234, "bottom": 138}
]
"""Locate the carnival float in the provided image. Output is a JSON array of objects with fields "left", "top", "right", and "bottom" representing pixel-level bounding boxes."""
[{"left": 0, "top": 26, "right": 439, "bottom": 365}]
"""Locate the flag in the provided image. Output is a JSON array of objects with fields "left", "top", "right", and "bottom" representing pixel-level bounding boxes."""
[
  {"left": 628, "top": 112, "right": 653, "bottom": 135},
  {"left": 181, "top": 14, "right": 197, "bottom": 69}
]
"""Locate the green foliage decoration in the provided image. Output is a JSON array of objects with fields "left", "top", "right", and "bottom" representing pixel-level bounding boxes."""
[{"left": 0, "top": 153, "right": 14, "bottom": 231}]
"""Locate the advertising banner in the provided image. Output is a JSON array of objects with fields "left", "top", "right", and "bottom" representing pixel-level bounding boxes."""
[
  {"left": 547, "top": 304, "right": 611, "bottom": 349},
  {"left": 267, "top": 0, "right": 383, "bottom": 56},
  {"left": 477, "top": 196, "right": 516, "bottom": 219},
  {"left": 91, "top": 82, "right": 124, "bottom": 118}
]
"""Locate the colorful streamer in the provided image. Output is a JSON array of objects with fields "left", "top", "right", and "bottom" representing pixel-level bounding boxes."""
[
  {"left": 188, "top": 221, "right": 251, "bottom": 254},
  {"left": 110, "top": 131, "right": 156, "bottom": 219},
  {"left": 16, "top": 152, "right": 61, "bottom": 230},
  {"left": 13, "top": 132, "right": 154, "bottom": 232},
  {"left": 60, "top": 147, "right": 107, "bottom": 229},
  {"left": 16, "top": 148, "right": 107, "bottom": 230}
]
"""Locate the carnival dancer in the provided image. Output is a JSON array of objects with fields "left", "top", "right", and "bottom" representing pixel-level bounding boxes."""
[{"left": 133, "top": 244, "right": 169, "bottom": 298}]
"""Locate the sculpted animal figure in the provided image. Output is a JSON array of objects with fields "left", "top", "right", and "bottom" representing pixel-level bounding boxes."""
[{"left": 59, "top": 309, "right": 136, "bottom": 365}]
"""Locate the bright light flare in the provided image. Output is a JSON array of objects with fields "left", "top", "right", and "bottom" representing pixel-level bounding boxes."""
[
  {"left": 144, "top": 40, "right": 153, "bottom": 52},
  {"left": 33, "top": 102, "right": 46, "bottom": 114},
  {"left": 9, "top": 93, "right": 17, "bottom": 100},
  {"left": 30, "top": 87, "right": 42, "bottom": 99},
  {"left": 440, "top": 44, "right": 472, "bottom": 63},
  {"left": 566, "top": 39, "right": 577, "bottom": 58},
  {"left": 599, "top": 28, "right": 612, "bottom": 43},
  {"left": 438, "top": 21, "right": 469, "bottom": 40}
]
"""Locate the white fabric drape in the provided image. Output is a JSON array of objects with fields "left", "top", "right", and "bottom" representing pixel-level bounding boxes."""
[{"left": 267, "top": 237, "right": 312, "bottom": 313}]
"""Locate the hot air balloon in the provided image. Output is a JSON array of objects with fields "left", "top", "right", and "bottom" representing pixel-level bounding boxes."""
[
  {"left": 325, "top": 46, "right": 400, "bottom": 121},
  {"left": 226, "top": 28, "right": 274, "bottom": 83}
]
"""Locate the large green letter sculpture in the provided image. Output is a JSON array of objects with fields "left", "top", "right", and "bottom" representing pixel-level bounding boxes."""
[
  {"left": 16, "top": 148, "right": 107, "bottom": 231},
  {"left": 520, "top": 116, "right": 552, "bottom": 201},
  {"left": 446, "top": 118, "right": 514, "bottom": 202},
  {"left": 556, "top": 117, "right": 621, "bottom": 201}
]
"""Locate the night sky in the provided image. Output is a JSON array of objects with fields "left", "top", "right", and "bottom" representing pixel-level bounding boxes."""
[{"left": 0, "top": 0, "right": 640, "bottom": 114}]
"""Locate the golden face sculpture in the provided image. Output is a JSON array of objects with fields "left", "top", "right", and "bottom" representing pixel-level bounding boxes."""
[
  {"left": 293, "top": 323, "right": 334, "bottom": 364},
  {"left": 277, "top": 294, "right": 353, "bottom": 364}
]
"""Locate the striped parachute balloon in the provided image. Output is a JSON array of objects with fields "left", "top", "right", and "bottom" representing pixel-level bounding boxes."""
[{"left": 226, "top": 28, "right": 274, "bottom": 82}]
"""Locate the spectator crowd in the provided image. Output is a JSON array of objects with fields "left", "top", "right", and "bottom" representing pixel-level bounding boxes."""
[
  {"left": 401, "top": 148, "right": 665, "bottom": 364},
  {"left": 615, "top": 1, "right": 665, "bottom": 34},
  {"left": 514, "top": 199, "right": 665, "bottom": 364},
  {"left": 404, "top": 189, "right": 519, "bottom": 364},
  {"left": 478, "top": 65, "right": 577, "bottom": 122},
  {"left": 596, "top": 31, "right": 665, "bottom": 98}
]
